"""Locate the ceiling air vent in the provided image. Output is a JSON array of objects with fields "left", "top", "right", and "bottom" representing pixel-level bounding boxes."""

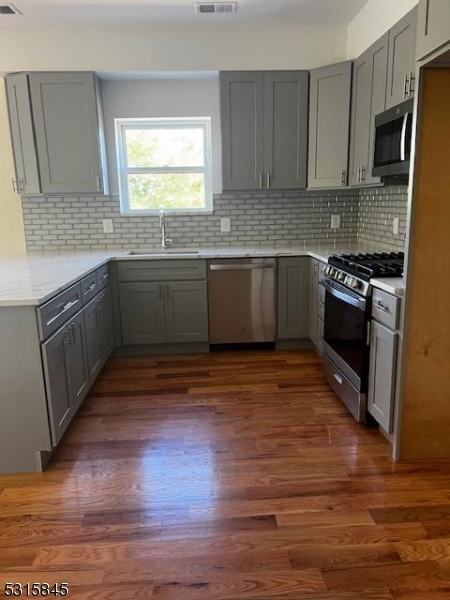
[
  {"left": 0, "top": 4, "right": 21, "bottom": 14},
  {"left": 196, "top": 2, "right": 238, "bottom": 15}
]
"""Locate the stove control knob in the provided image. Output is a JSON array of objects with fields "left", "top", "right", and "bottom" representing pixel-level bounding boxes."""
[
  {"left": 353, "top": 280, "right": 362, "bottom": 290},
  {"left": 338, "top": 272, "right": 345, "bottom": 282}
]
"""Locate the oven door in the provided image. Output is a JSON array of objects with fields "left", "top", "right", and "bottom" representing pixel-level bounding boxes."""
[{"left": 322, "top": 278, "right": 371, "bottom": 391}]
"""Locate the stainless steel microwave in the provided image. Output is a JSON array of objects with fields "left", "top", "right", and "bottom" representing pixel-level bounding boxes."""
[{"left": 372, "top": 98, "right": 414, "bottom": 177}]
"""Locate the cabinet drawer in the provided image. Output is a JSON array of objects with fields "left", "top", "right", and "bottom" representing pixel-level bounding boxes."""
[
  {"left": 97, "top": 264, "right": 109, "bottom": 290},
  {"left": 81, "top": 272, "right": 99, "bottom": 305},
  {"left": 37, "top": 283, "right": 82, "bottom": 340},
  {"left": 117, "top": 260, "right": 207, "bottom": 282},
  {"left": 372, "top": 288, "right": 400, "bottom": 330}
]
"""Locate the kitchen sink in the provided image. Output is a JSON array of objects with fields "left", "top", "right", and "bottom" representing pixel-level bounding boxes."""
[{"left": 127, "top": 249, "right": 200, "bottom": 257}]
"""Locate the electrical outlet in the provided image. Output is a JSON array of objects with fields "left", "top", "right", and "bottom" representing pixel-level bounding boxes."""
[
  {"left": 330, "top": 215, "right": 341, "bottom": 229},
  {"left": 393, "top": 217, "right": 399, "bottom": 235},
  {"left": 220, "top": 217, "right": 231, "bottom": 233},
  {"left": 103, "top": 219, "right": 114, "bottom": 234}
]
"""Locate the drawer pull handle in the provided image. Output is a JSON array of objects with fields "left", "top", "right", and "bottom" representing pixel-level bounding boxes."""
[
  {"left": 47, "top": 298, "right": 79, "bottom": 326},
  {"left": 333, "top": 373, "right": 343, "bottom": 386},
  {"left": 88, "top": 283, "right": 97, "bottom": 292},
  {"left": 374, "top": 301, "right": 390, "bottom": 313}
]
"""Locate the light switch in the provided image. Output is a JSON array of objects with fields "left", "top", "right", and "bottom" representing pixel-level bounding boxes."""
[
  {"left": 103, "top": 219, "right": 114, "bottom": 234},
  {"left": 220, "top": 217, "right": 231, "bottom": 233}
]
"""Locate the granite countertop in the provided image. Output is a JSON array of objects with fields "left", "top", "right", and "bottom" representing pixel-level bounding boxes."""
[{"left": 0, "top": 245, "right": 405, "bottom": 307}]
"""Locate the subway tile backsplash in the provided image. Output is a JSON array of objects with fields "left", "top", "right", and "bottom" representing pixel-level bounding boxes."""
[
  {"left": 357, "top": 186, "right": 408, "bottom": 250},
  {"left": 21, "top": 186, "right": 407, "bottom": 252}
]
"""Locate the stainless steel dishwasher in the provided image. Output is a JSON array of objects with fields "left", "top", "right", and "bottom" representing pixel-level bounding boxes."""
[{"left": 208, "top": 258, "right": 276, "bottom": 344}]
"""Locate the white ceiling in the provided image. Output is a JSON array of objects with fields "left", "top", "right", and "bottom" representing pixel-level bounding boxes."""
[{"left": 2, "top": 0, "right": 370, "bottom": 26}]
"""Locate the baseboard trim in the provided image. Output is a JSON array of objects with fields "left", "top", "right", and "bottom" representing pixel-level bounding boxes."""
[{"left": 114, "top": 342, "right": 210, "bottom": 356}]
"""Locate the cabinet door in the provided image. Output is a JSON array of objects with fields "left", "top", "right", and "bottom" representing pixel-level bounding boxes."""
[
  {"left": 220, "top": 72, "right": 265, "bottom": 191},
  {"left": 119, "top": 282, "right": 166, "bottom": 345},
  {"left": 417, "top": 0, "right": 450, "bottom": 60},
  {"left": 386, "top": 8, "right": 417, "bottom": 109},
  {"left": 84, "top": 296, "right": 103, "bottom": 385},
  {"left": 368, "top": 321, "right": 398, "bottom": 433},
  {"left": 349, "top": 52, "right": 372, "bottom": 186},
  {"left": 309, "top": 260, "right": 319, "bottom": 346},
  {"left": 5, "top": 74, "right": 40, "bottom": 195},
  {"left": 264, "top": 71, "right": 309, "bottom": 189},
  {"left": 308, "top": 62, "right": 352, "bottom": 188},
  {"left": 164, "top": 281, "right": 209, "bottom": 344},
  {"left": 100, "top": 286, "right": 114, "bottom": 360},
  {"left": 349, "top": 35, "right": 389, "bottom": 187},
  {"left": 365, "top": 33, "right": 390, "bottom": 186},
  {"left": 29, "top": 72, "right": 102, "bottom": 194},
  {"left": 65, "top": 311, "right": 89, "bottom": 412},
  {"left": 41, "top": 326, "right": 73, "bottom": 446},
  {"left": 277, "top": 257, "right": 310, "bottom": 339}
]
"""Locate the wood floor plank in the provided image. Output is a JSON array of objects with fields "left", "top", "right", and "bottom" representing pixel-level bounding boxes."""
[{"left": 0, "top": 349, "right": 449, "bottom": 597}]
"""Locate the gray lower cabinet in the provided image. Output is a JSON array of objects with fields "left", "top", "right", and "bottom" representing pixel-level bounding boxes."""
[
  {"left": 84, "top": 295, "right": 103, "bottom": 384},
  {"left": 417, "top": 0, "right": 450, "bottom": 60},
  {"left": 367, "top": 320, "right": 398, "bottom": 433},
  {"left": 119, "top": 282, "right": 166, "bottom": 345},
  {"left": 386, "top": 8, "right": 417, "bottom": 109},
  {"left": 41, "top": 310, "right": 89, "bottom": 445},
  {"left": 277, "top": 257, "right": 310, "bottom": 339},
  {"left": 84, "top": 286, "right": 114, "bottom": 383},
  {"left": 6, "top": 71, "right": 107, "bottom": 196},
  {"left": 308, "top": 258, "right": 325, "bottom": 353},
  {"left": 349, "top": 33, "right": 389, "bottom": 187},
  {"left": 120, "top": 280, "right": 208, "bottom": 346},
  {"left": 220, "top": 71, "right": 308, "bottom": 191},
  {"left": 164, "top": 281, "right": 209, "bottom": 343},
  {"left": 308, "top": 62, "right": 353, "bottom": 188}
]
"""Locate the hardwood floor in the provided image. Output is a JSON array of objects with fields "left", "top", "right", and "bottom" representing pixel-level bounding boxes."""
[{"left": 1, "top": 349, "right": 450, "bottom": 599}]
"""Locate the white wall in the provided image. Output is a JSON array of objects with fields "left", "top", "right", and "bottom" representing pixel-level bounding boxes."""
[
  {"left": 102, "top": 77, "right": 222, "bottom": 195},
  {"left": 347, "top": 0, "right": 418, "bottom": 58},
  {"left": 0, "top": 22, "right": 348, "bottom": 73},
  {"left": 0, "top": 79, "right": 26, "bottom": 257}
]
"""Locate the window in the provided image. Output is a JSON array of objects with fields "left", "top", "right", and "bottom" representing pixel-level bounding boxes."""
[{"left": 116, "top": 118, "right": 213, "bottom": 214}]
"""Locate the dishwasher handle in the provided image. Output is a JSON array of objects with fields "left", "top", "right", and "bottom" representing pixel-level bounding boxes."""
[{"left": 209, "top": 263, "right": 274, "bottom": 271}]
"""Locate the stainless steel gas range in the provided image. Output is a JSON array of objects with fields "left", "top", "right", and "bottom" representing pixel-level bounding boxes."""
[{"left": 322, "top": 252, "right": 404, "bottom": 422}]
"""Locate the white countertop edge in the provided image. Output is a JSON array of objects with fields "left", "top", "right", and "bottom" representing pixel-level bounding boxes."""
[{"left": 0, "top": 246, "right": 405, "bottom": 307}]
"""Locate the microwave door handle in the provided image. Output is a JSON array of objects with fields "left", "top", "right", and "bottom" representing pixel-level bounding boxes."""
[{"left": 400, "top": 113, "right": 408, "bottom": 162}]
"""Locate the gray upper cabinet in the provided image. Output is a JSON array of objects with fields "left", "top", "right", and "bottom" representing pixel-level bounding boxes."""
[
  {"left": 29, "top": 72, "right": 104, "bottom": 194},
  {"left": 264, "top": 71, "right": 309, "bottom": 189},
  {"left": 417, "top": 0, "right": 450, "bottom": 60},
  {"left": 6, "top": 71, "right": 107, "bottom": 196},
  {"left": 349, "top": 33, "right": 389, "bottom": 187},
  {"left": 119, "top": 282, "right": 166, "bottom": 345},
  {"left": 277, "top": 257, "right": 310, "bottom": 339},
  {"left": 386, "top": 8, "right": 418, "bottom": 109},
  {"left": 220, "top": 71, "right": 308, "bottom": 191},
  {"left": 308, "top": 62, "right": 352, "bottom": 189},
  {"left": 368, "top": 320, "right": 398, "bottom": 433},
  {"left": 220, "top": 72, "right": 265, "bottom": 191},
  {"left": 164, "top": 281, "right": 209, "bottom": 344},
  {"left": 5, "top": 73, "right": 40, "bottom": 195}
]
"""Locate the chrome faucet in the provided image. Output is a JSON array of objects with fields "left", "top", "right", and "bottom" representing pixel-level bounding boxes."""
[{"left": 159, "top": 210, "right": 173, "bottom": 249}]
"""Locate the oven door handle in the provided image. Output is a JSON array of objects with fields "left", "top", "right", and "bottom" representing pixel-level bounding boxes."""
[{"left": 322, "top": 279, "right": 366, "bottom": 311}]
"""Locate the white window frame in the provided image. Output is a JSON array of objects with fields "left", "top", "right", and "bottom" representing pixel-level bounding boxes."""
[{"left": 115, "top": 117, "right": 213, "bottom": 215}]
